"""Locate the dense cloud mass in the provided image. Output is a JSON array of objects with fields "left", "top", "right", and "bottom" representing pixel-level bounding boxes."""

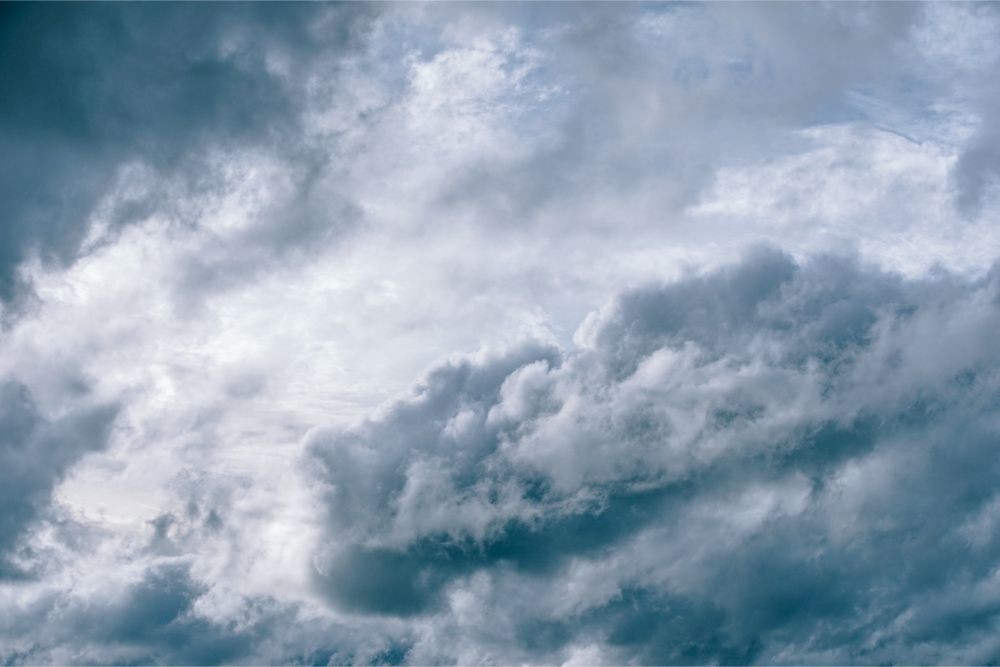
[
  {"left": 3, "top": 2, "right": 1000, "bottom": 665},
  {"left": 306, "top": 249, "right": 1000, "bottom": 663}
]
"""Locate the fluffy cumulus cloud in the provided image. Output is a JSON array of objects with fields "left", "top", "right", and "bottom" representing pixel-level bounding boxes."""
[{"left": 3, "top": 2, "right": 1000, "bottom": 665}]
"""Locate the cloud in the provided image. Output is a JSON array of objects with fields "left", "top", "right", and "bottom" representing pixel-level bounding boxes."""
[
  {"left": 2, "top": 3, "right": 1000, "bottom": 664},
  {"left": 308, "top": 247, "right": 1000, "bottom": 663},
  {"left": 0, "top": 380, "right": 117, "bottom": 577},
  {"left": 0, "top": 555, "right": 417, "bottom": 665},
  {"left": 0, "top": 3, "right": 373, "bottom": 309},
  {"left": 938, "top": 4, "right": 1000, "bottom": 215},
  {"left": 423, "top": 2, "right": 924, "bottom": 230},
  {"left": 4, "top": 562, "right": 261, "bottom": 664}
]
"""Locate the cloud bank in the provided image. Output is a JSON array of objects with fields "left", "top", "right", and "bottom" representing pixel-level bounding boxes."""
[{"left": 306, "top": 249, "right": 1000, "bottom": 663}]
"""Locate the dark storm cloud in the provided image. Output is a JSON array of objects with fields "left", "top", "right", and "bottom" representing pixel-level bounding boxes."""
[
  {"left": 308, "top": 248, "right": 1000, "bottom": 663},
  {"left": 0, "top": 3, "right": 372, "bottom": 309},
  {"left": 0, "top": 381, "right": 117, "bottom": 577}
]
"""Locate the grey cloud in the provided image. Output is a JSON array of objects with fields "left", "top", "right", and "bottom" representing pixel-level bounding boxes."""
[
  {"left": 955, "top": 115, "right": 1000, "bottom": 215},
  {"left": 5, "top": 563, "right": 256, "bottom": 664},
  {"left": 0, "top": 380, "right": 117, "bottom": 577},
  {"left": 950, "top": 5, "right": 1000, "bottom": 215},
  {"left": 88, "top": 564, "right": 241, "bottom": 663},
  {"left": 308, "top": 247, "right": 1000, "bottom": 663},
  {"left": 433, "top": 3, "right": 925, "bottom": 227},
  {"left": 1, "top": 560, "right": 410, "bottom": 666},
  {"left": 0, "top": 3, "right": 373, "bottom": 310},
  {"left": 308, "top": 341, "right": 561, "bottom": 615},
  {"left": 4, "top": 4, "right": 1000, "bottom": 664}
]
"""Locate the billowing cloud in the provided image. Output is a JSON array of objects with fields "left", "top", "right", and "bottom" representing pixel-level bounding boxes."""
[
  {"left": 308, "top": 248, "right": 1000, "bottom": 663},
  {"left": 2, "top": 3, "right": 1000, "bottom": 665}
]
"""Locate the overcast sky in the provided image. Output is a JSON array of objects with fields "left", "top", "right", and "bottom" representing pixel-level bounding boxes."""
[{"left": 3, "top": 2, "right": 1000, "bottom": 664}]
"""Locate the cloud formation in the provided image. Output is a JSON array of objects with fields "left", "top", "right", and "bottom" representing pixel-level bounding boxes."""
[
  {"left": 2, "top": 2, "right": 1000, "bottom": 664},
  {"left": 0, "top": 3, "right": 370, "bottom": 309},
  {"left": 0, "top": 381, "right": 116, "bottom": 577},
  {"left": 309, "top": 249, "right": 1000, "bottom": 663}
]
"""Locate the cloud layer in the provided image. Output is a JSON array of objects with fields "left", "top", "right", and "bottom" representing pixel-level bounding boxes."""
[{"left": 2, "top": 2, "right": 1000, "bottom": 664}]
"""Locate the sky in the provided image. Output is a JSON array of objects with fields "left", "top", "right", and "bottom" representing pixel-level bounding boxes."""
[{"left": 2, "top": 2, "right": 1000, "bottom": 664}]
